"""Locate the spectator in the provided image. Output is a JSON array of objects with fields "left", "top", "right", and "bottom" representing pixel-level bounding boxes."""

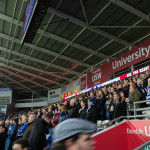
[
  {"left": 59, "top": 105, "right": 70, "bottom": 123},
  {"left": 68, "top": 98, "right": 79, "bottom": 118},
  {"left": 0, "top": 120, "right": 7, "bottom": 150},
  {"left": 143, "top": 73, "right": 148, "bottom": 87},
  {"left": 37, "top": 110, "right": 42, "bottom": 119},
  {"left": 42, "top": 108, "right": 47, "bottom": 118},
  {"left": 76, "top": 98, "right": 81, "bottom": 110},
  {"left": 63, "top": 100, "right": 69, "bottom": 110},
  {"left": 120, "top": 91, "right": 126, "bottom": 102},
  {"left": 48, "top": 107, "right": 54, "bottom": 116},
  {"left": 110, "top": 93, "right": 126, "bottom": 119},
  {"left": 90, "top": 91, "right": 97, "bottom": 106},
  {"left": 85, "top": 98, "right": 98, "bottom": 123},
  {"left": 6, "top": 118, "right": 14, "bottom": 150},
  {"left": 12, "top": 138, "right": 28, "bottom": 150},
  {"left": 123, "top": 80, "right": 130, "bottom": 97},
  {"left": 52, "top": 118, "right": 96, "bottom": 150},
  {"left": 9, "top": 118, "right": 19, "bottom": 150},
  {"left": 18, "top": 117, "right": 22, "bottom": 128},
  {"left": 97, "top": 90, "right": 106, "bottom": 121},
  {"left": 137, "top": 78, "right": 147, "bottom": 97},
  {"left": 28, "top": 114, "right": 53, "bottom": 150},
  {"left": 79, "top": 99, "right": 87, "bottom": 119},
  {"left": 52, "top": 109, "right": 60, "bottom": 127},
  {"left": 146, "top": 78, "right": 150, "bottom": 106},
  {"left": 125, "top": 85, "right": 141, "bottom": 109},
  {"left": 17, "top": 114, "right": 28, "bottom": 139},
  {"left": 23, "top": 113, "right": 37, "bottom": 141},
  {"left": 117, "top": 83, "right": 123, "bottom": 94},
  {"left": 106, "top": 93, "right": 114, "bottom": 120}
]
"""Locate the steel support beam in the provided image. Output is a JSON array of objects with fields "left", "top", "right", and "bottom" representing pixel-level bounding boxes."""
[
  {"left": 0, "top": 67, "right": 49, "bottom": 89},
  {"left": 48, "top": 7, "right": 131, "bottom": 46},
  {"left": 0, "top": 57, "right": 69, "bottom": 81},
  {"left": 0, "top": 79, "right": 12, "bottom": 89},
  {"left": 4, "top": 65, "right": 61, "bottom": 86},
  {"left": 0, "top": 46, "right": 80, "bottom": 75},
  {"left": 0, "top": 33, "right": 92, "bottom": 68},
  {"left": 38, "top": 29, "right": 107, "bottom": 59},
  {"left": 109, "top": 0, "right": 150, "bottom": 22},
  {"left": 0, "top": 72, "right": 32, "bottom": 91},
  {"left": 0, "top": 13, "right": 107, "bottom": 59}
]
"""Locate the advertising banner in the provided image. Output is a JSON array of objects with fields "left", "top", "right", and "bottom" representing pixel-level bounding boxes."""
[
  {"left": 104, "top": 39, "right": 150, "bottom": 75},
  {"left": 92, "top": 120, "right": 150, "bottom": 150},
  {"left": 85, "top": 40, "right": 150, "bottom": 88},
  {"left": 0, "top": 88, "right": 12, "bottom": 104},
  {"left": 80, "top": 75, "right": 87, "bottom": 90},
  {"left": 87, "top": 66, "right": 109, "bottom": 88},
  {"left": 48, "top": 88, "right": 61, "bottom": 103}
]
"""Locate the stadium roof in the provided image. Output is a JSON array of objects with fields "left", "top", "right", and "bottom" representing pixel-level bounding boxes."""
[{"left": 0, "top": 0, "right": 150, "bottom": 97}]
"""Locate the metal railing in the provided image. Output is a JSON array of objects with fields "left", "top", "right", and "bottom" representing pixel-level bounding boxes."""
[
  {"left": 128, "top": 100, "right": 150, "bottom": 119},
  {"left": 134, "top": 140, "right": 150, "bottom": 150}
]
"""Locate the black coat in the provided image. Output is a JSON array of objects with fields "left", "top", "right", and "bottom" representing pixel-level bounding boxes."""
[
  {"left": 85, "top": 105, "right": 98, "bottom": 123},
  {"left": 0, "top": 131, "right": 7, "bottom": 150},
  {"left": 28, "top": 118, "right": 49, "bottom": 150},
  {"left": 97, "top": 95, "right": 106, "bottom": 111},
  {"left": 79, "top": 106, "right": 87, "bottom": 119},
  {"left": 68, "top": 105, "right": 79, "bottom": 118},
  {"left": 111, "top": 101, "right": 126, "bottom": 119},
  {"left": 123, "top": 85, "right": 130, "bottom": 97}
]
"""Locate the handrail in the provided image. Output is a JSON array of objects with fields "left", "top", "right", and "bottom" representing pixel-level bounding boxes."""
[
  {"left": 134, "top": 140, "right": 150, "bottom": 150},
  {"left": 134, "top": 100, "right": 150, "bottom": 104},
  {"left": 133, "top": 100, "right": 150, "bottom": 119}
]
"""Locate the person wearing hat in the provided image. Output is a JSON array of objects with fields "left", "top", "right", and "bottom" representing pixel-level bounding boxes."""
[
  {"left": 85, "top": 98, "right": 98, "bottom": 123},
  {"left": 51, "top": 118, "right": 96, "bottom": 150}
]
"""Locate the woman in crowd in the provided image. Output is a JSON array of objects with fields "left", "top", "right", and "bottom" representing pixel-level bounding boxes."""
[{"left": 125, "top": 85, "right": 141, "bottom": 109}]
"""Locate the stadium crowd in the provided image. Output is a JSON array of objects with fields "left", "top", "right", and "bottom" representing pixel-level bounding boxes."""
[{"left": 0, "top": 70, "right": 150, "bottom": 150}]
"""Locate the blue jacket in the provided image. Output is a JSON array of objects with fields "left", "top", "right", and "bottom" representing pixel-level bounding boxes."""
[
  {"left": 58, "top": 111, "right": 70, "bottom": 123},
  {"left": 46, "top": 128, "right": 54, "bottom": 147},
  {"left": 8, "top": 123, "right": 14, "bottom": 137},
  {"left": 17, "top": 122, "right": 28, "bottom": 137},
  {"left": 146, "top": 86, "right": 150, "bottom": 104}
]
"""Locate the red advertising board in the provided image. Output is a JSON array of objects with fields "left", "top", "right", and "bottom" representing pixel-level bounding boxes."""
[
  {"left": 107, "top": 39, "right": 150, "bottom": 74},
  {"left": 85, "top": 39, "right": 150, "bottom": 88},
  {"left": 80, "top": 75, "right": 87, "bottom": 90},
  {"left": 87, "top": 65, "right": 109, "bottom": 88},
  {"left": 92, "top": 120, "right": 150, "bottom": 150}
]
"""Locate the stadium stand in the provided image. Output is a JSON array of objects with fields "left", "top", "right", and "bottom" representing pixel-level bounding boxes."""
[{"left": 0, "top": 0, "right": 150, "bottom": 150}]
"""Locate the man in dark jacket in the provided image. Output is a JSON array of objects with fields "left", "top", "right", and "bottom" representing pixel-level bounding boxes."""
[
  {"left": 23, "top": 113, "right": 37, "bottom": 141},
  {"left": 0, "top": 120, "right": 7, "bottom": 150},
  {"left": 110, "top": 93, "right": 126, "bottom": 119},
  {"left": 85, "top": 98, "right": 98, "bottom": 123},
  {"left": 97, "top": 90, "right": 106, "bottom": 121},
  {"left": 79, "top": 99, "right": 87, "bottom": 119},
  {"left": 28, "top": 114, "right": 53, "bottom": 150},
  {"left": 123, "top": 80, "right": 130, "bottom": 97},
  {"left": 68, "top": 98, "right": 79, "bottom": 118}
]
